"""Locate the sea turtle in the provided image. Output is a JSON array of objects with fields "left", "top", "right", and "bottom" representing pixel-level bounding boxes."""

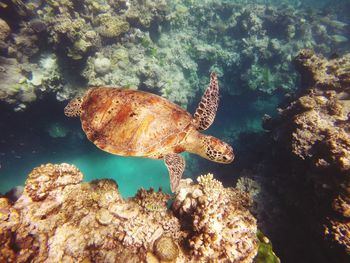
[{"left": 64, "top": 72, "right": 234, "bottom": 192}]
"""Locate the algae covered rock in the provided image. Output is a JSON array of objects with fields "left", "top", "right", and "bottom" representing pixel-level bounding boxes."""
[{"left": 0, "top": 164, "right": 259, "bottom": 262}]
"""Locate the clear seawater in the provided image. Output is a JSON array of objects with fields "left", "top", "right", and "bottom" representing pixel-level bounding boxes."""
[
  {"left": 0, "top": 0, "right": 350, "bottom": 261},
  {"left": 1, "top": 0, "right": 347, "bottom": 195}
]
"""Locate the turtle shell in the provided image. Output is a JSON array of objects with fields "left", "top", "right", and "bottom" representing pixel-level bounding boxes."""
[{"left": 80, "top": 87, "right": 193, "bottom": 158}]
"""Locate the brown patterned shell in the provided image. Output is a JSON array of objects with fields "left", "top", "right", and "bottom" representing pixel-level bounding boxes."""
[{"left": 80, "top": 87, "right": 193, "bottom": 158}]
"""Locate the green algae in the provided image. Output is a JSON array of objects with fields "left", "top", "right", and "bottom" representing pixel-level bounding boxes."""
[{"left": 254, "top": 230, "right": 280, "bottom": 263}]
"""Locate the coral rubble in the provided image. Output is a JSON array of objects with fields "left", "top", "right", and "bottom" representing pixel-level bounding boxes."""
[
  {"left": 0, "top": 164, "right": 258, "bottom": 262},
  {"left": 266, "top": 50, "right": 350, "bottom": 257}
]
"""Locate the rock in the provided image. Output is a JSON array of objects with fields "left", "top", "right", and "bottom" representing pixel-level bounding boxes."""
[{"left": 268, "top": 50, "right": 350, "bottom": 256}]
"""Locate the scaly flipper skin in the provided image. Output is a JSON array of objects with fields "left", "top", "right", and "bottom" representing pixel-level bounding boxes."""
[
  {"left": 64, "top": 97, "right": 83, "bottom": 117},
  {"left": 193, "top": 72, "right": 219, "bottom": 131},
  {"left": 164, "top": 153, "right": 185, "bottom": 192}
]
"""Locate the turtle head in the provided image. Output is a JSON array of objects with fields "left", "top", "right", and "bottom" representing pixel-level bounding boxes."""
[
  {"left": 183, "top": 129, "right": 234, "bottom": 163},
  {"left": 64, "top": 97, "right": 83, "bottom": 117},
  {"left": 201, "top": 135, "right": 234, "bottom": 163}
]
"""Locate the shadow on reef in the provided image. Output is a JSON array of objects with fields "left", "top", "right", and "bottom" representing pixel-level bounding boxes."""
[{"left": 262, "top": 50, "right": 350, "bottom": 263}]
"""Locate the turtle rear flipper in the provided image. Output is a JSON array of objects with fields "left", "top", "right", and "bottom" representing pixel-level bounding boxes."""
[
  {"left": 64, "top": 97, "right": 83, "bottom": 117},
  {"left": 193, "top": 72, "right": 219, "bottom": 131},
  {"left": 164, "top": 153, "right": 185, "bottom": 192}
]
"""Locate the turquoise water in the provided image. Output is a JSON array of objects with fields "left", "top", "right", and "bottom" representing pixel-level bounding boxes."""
[
  {"left": 0, "top": 147, "right": 171, "bottom": 197},
  {"left": 0, "top": 98, "right": 173, "bottom": 197}
]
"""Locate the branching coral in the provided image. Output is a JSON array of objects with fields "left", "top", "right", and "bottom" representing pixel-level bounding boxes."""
[{"left": 173, "top": 173, "right": 258, "bottom": 262}]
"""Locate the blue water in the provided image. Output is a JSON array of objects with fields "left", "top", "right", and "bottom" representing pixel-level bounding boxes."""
[{"left": 0, "top": 147, "right": 171, "bottom": 197}]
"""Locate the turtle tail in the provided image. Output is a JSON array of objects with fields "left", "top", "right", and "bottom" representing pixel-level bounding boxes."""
[{"left": 64, "top": 97, "right": 83, "bottom": 117}]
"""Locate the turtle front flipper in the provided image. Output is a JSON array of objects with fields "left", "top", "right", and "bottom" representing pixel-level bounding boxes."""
[
  {"left": 64, "top": 97, "right": 83, "bottom": 117},
  {"left": 164, "top": 153, "right": 185, "bottom": 192},
  {"left": 193, "top": 72, "right": 219, "bottom": 131}
]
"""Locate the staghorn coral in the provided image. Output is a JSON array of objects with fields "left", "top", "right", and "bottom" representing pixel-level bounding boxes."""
[
  {"left": 266, "top": 50, "right": 350, "bottom": 257},
  {"left": 0, "top": 164, "right": 259, "bottom": 262}
]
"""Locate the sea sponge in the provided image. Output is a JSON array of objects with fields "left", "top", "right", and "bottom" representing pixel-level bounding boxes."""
[
  {"left": 153, "top": 236, "right": 179, "bottom": 261},
  {"left": 0, "top": 18, "right": 10, "bottom": 41}
]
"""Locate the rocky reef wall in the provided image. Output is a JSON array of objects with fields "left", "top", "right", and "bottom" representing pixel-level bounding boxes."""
[{"left": 264, "top": 50, "right": 350, "bottom": 261}]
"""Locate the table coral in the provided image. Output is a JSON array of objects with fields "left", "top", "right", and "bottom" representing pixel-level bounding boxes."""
[{"left": 0, "top": 164, "right": 259, "bottom": 262}]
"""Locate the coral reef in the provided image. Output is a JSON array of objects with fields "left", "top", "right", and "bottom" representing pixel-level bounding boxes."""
[
  {"left": 0, "top": 53, "right": 61, "bottom": 111},
  {"left": 0, "top": 164, "right": 259, "bottom": 262},
  {"left": 126, "top": 0, "right": 169, "bottom": 28},
  {"left": 265, "top": 50, "right": 350, "bottom": 256},
  {"left": 173, "top": 173, "right": 258, "bottom": 262},
  {"left": 1, "top": 1, "right": 349, "bottom": 111}
]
